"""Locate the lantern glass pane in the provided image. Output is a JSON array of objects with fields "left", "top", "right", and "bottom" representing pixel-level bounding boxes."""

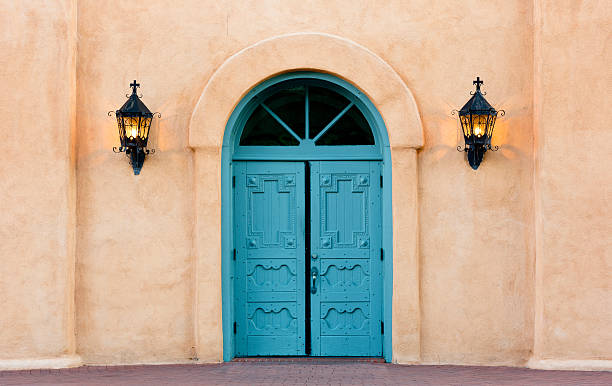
[
  {"left": 121, "top": 116, "right": 128, "bottom": 137},
  {"left": 122, "top": 116, "right": 139, "bottom": 139},
  {"left": 137, "top": 116, "right": 145, "bottom": 138},
  {"left": 116, "top": 116, "right": 124, "bottom": 136},
  {"left": 132, "top": 117, "right": 139, "bottom": 138},
  {"left": 140, "top": 116, "right": 152, "bottom": 140},
  {"left": 460, "top": 115, "right": 471, "bottom": 137},
  {"left": 487, "top": 114, "right": 497, "bottom": 138},
  {"left": 470, "top": 114, "right": 488, "bottom": 138}
]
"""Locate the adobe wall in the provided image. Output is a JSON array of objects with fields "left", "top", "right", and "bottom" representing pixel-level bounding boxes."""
[
  {"left": 0, "top": 0, "right": 79, "bottom": 368},
  {"left": 74, "top": 0, "right": 535, "bottom": 365},
  {"left": 0, "top": 0, "right": 609, "bottom": 370},
  {"left": 531, "top": 0, "right": 612, "bottom": 369}
]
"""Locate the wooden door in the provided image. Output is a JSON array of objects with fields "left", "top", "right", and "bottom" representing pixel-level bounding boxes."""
[
  {"left": 234, "top": 160, "right": 383, "bottom": 357},
  {"left": 309, "top": 161, "right": 383, "bottom": 356},
  {"left": 233, "top": 161, "right": 306, "bottom": 356}
]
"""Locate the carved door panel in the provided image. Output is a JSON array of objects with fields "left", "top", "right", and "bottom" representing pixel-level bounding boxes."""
[
  {"left": 234, "top": 161, "right": 306, "bottom": 356},
  {"left": 309, "top": 161, "right": 383, "bottom": 356}
]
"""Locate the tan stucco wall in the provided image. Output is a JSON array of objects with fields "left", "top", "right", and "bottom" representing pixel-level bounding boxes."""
[
  {"left": 74, "top": 5, "right": 197, "bottom": 360},
  {"left": 0, "top": 0, "right": 78, "bottom": 364},
  {"left": 532, "top": 0, "right": 612, "bottom": 363},
  {"left": 414, "top": 3, "right": 536, "bottom": 366},
  {"left": 73, "top": 0, "right": 537, "bottom": 365},
  {"left": 1, "top": 0, "right": 610, "bottom": 370}
]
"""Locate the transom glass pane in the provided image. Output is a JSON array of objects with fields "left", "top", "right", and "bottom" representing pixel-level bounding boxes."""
[
  {"left": 263, "top": 86, "right": 305, "bottom": 139},
  {"left": 315, "top": 106, "right": 374, "bottom": 145},
  {"left": 308, "top": 86, "right": 351, "bottom": 140},
  {"left": 239, "top": 105, "right": 300, "bottom": 146}
]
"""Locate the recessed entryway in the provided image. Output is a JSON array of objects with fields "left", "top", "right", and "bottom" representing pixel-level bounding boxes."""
[{"left": 226, "top": 73, "right": 388, "bottom": 358}]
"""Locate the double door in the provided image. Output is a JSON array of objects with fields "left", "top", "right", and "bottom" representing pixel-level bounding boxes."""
[{"left": 233, "top": 161, "right": 382, "bottom": 357}]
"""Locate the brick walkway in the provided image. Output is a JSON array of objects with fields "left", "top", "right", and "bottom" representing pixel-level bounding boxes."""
[{"left": 1, "top": 360, "right": 611, "bottom": 385}]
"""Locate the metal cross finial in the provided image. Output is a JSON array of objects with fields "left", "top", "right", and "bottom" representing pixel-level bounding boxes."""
[
  {"left": 130, "top": 80, "right": 140, "bottom": 94},
  {"left": 473, "top": 77, "right": 483, "bottom": 92}
]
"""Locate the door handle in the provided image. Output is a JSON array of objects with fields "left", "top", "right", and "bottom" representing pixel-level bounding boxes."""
[{"left": 311, "top": 267, "right": 318, "bottom": 294}]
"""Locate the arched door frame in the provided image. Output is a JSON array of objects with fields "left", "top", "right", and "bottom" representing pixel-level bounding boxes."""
[
  {"left": 229, "top": 73, "right": 385, "bottom": 160},
  {"left": 189, "top": 32, "right": 423, "bottom": 364},
  {"left": 223, "top": 72, "right": 389, "bottom": 360}
]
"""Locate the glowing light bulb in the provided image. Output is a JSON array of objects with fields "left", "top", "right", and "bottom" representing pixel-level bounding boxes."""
[
  {"left": 130, "top": 127, "right": 138, "bottom": 138},
  {"left": 474, "top": 126, "right": 483, "bottom": 137}
]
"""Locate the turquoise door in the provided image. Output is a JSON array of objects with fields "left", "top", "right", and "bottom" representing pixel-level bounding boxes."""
[
  {"left": 226, "top": 73, "right": 392, "bottom": 360},
  {"left": 310, "top": 161, "right": 382, "bottom": 356},
  {"left": 233, "top": 161, "right": 306, "bottom": 356},
  {"left": 234, "top": 160, "right": 382, "bottom": 357}
]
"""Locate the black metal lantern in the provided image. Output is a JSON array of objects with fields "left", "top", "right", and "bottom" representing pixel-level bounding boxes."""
[
  {"left": 109, "top": 80, "right": 159, "bottom": 175},
  {"left": 453, "top": 77, "right": 505, "bottom": 170}
]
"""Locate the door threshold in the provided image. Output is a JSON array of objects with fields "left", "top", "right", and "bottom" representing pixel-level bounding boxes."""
[{"left": 232, "top": 357, "right": 384, "bottom": 363}]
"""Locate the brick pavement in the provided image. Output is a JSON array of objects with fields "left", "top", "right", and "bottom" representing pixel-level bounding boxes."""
[{"left": 1, "top": 360, "right": 611, "bottom": 385}]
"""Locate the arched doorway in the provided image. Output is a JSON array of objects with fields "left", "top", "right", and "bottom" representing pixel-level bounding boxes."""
[
  {"left": 190, "top": 33, "right": 423, "bottom": 364},
  {"left": 226, "top": 72, "right": 388, "bottom": 358}
]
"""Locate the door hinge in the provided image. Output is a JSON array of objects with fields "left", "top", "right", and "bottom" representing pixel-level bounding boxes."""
[
  {"left": 380, "top": 175, "right": 383, "bottom": 188},
  {"left": 233, "top": 248, "right": 236, "bottom": 261},
  {"left": 233, "top": 322, "right": 237, "bottom": 334},
  {"left": 232, "top": 175, "right": 236, "bottom": 188},
  {"left": 381, "top": 321, "right": 384, "bottom": 335},
  {"left": 380, "top": 248, "right": 384, "bottom": 261}
]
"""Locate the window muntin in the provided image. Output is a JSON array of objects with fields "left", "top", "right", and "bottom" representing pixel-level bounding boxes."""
[
  {"left": 238, "top": 82, "right": 375, "bottom": 147},
  {"left": 308, "top": 86, "right": 351, "bottom": 140}
]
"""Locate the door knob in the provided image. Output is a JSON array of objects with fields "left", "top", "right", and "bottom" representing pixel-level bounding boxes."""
[
  {"left": 311, "top": 253, "right": 318, "bottom": 259},
  {"left": 311, "top": 267, "right": 318, "bottom": 294}
]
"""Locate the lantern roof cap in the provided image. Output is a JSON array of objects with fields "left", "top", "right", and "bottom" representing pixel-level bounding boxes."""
[
  {"left": 117, "top": 80, "right": 152, "bottom": 115},
  {"left": 459, "top": 77, "right": 495, "bottom": 115}
]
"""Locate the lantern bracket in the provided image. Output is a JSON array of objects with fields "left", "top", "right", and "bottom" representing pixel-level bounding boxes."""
[
  {"left": 111, "top": 146, "right": 155, "bottom": 175},
  {"left": 456, "top": 144, "right": 499, "bottom": 153}
]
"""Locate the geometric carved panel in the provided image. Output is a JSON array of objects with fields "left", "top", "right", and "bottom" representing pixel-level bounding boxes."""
[
  {"left": 320, "top": 260, "right": 369, "bottom": 292},
  {"left": 247, "top": 260, "right": 296, "bottom": 292},
  {"left": 321, "top": 303, "right": 370, "bottom": 336},
  {"left": 247, "top": 174, "right": 296, "bottom": 249},
  {"left": 320, "top": 175, "right": 368, "bottom": 248},
  {"left": 247, "top": 303, "right": 297, "bottom": 336}
]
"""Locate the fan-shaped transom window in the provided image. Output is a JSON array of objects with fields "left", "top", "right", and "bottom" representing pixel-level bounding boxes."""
[{"left": 234, "top": 78, "right": 380, "bottom": 160}]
